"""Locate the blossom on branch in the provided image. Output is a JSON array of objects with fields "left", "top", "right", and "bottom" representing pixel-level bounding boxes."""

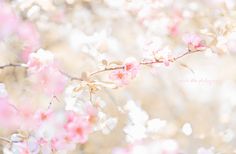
[
  {"left": 64, "top": 111, "right": 93, "bottom": 144},
  {"left": 183, "top": 34, "right": 206, "bottom": 51},
  {"left": 109, "top": 70, "right": 130, "bottom": 86},
  {"left": 124, "top": 57, "right": 140, "bottom": 79}
]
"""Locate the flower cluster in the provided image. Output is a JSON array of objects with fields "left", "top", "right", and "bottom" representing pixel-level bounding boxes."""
[
  {"left": 0, "top": 2, "right": 40, "bottom": 61},
  {"left": 109, "top": 58, "right": 140, "bottom": 86},
  {"left": 1, "top": 99, "right": 96, "bottom": 153},
  {"left": 183, "top": 34, "right": 206, "bottom": 52},
  {"left": 27, "top": 49, "right": 67, "bottom": 96}
]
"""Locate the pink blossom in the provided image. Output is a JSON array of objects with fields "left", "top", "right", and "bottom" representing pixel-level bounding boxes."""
[
  {"left": 0, "top": 3, "right": 19, "bottom": 40},
  {"left": 64, "top": 111, "right": 92, "bottom": 144},
  {"left": 11, "top": 142, "right": 30, "bottom": 154},
  {"left": 85, "top": 104, "right": 98, "bottom": 124},
  {"left": 109, "top": 70, "right": 130, "bottom": 86},
  {"left": 0, "top": 86, "right": 20, "bottom": 129},
  {"left": 17, "top": 22, "right": 40, "bottom": 62},
  {"left": 38, "top": 137, "right": 48, "bottom": 146},
  {"left": 27, "top": 49, "right": 67, "bottom": 96},
  {"left": 109, "top": 57, "right": 140, "bottom": 86},
  {"left": 0, "top": 97, "right": 19, "bottom": 129},
  {"left": 168, "top": 23, "right": 179, "bottom": 37},
  {"left": 66, "top": 111, "right": 78, "bottom": 123},
  {"left": 155, "top": 47, "right": 174, "bottom": 66},
  {"left": 27, "top": 49, "right": 54, "bottom": 72},
  {"left": 124, "top": 57, "right": 140, "bottom": 78},
  {"left": 18, "top": 105, "right": 38, "bottom": 131},
  {"left": 34, "top": 109, "right": 53, "bottom": 123},
  {"left": 0, "top": 2, "right": 40, "bottom": 61},
  {"left": 168, "top": 10, "right": 182, "bottom": 37},
  {"left": 30, "top": 67, "right": 67, "bottom": 96},
  {"left": 51, "top": 135, "right": 76, "bottom": 151},
  {"left": 183, "top": 34, "right": 206, "bottom": 51}
]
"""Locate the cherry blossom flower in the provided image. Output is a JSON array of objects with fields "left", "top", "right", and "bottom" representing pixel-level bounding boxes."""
[
  {"left": 168, "top": 23, "right": 179, "bottom": 37},
  {"left": 64, "top": 111, "right": 92, "bottom": 144},
  {"left": 85, "top": 104, "right": 98, "bottom": 124},
  {"left": 34, "top": 109, "right": 53, "bottom": 123},
  {"left": 155, "top": 47, "right": 174, "bottom": 66},
  {"left": 0, "top": 86, "right": 19, "bottom": 129},
  {"left": 27, "top": 137, "right": 40, "bottom": 154},
  {"left": 31, "top": 67, "right": 67, "bottom": 96},
  {"left": 124, "top": 57, "right": 140, "bottom": 78},
  {"left": 0, "top": 97, "right": 19, "bottom": 129},
  {"left": 27, "top": 49, "right": 67, "bottom": 95},
  {"left": 37, "top": 137, "right": 48, "bottom": 147},
  {"left": 109, "top": 58, "right": 140, "bottom": 86},
  {"left": 10, "top": 135, "right": 40, "bottom": 154},
  {"left": 17, "top": 22, "right": 40, "bottom": 62},
  {"left": 183, "top": 34, "right": 206, "bottom": 51},
  {"left": 0, "top": 3, "right": 19, "bottom": 40},
  {"left": 18, "top": 105, "right": 38, "bottom": 131},
  {"left": 109, "top": 70, "right": 130, "bottom": 86},
  {"left": 50, "top": 135, "right": 76, "bottom": 152},
  {"left": 27, "top": 49, "right": 54, "bottom": 72},
  {"left": 11, "top": 142, "right": 30, "bottom": 154},
  {"left": 0, "top": 2, "right": 40, "bottom": 61},
  {"left": 168, "top": 10, "right": 182, "bottom": 37},
  {"left": 8, "top": 136, "right": 39, "bottom": 154}
]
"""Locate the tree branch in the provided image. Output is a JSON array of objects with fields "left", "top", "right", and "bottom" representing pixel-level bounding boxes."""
[
  {"left": 89, "top": 66, "right": 124, "bottom": 77},
  {"left": 0, "top": 137, "right": 11, "bottom": 143},
  {"left": 89, "top": 50, "right": 202, "bottom": 77},
  {"left": 0, "top": 63, "right": 27, "bottom": 69},
  {"left": 0, "top": 50, "right": 202, "bottom": 82}
]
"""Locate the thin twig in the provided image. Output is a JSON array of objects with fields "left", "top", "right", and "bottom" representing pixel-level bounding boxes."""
[
  {"left": 174, "top": 50, "right": 201, "bottom": 61},
  {"left": 59, "top": 70, "right": 83, "bottom": 81},
  {"left": 89, "top": 90, "right": 93, "bottom": 103},
  {"left": 89, "top": 50, "right": 202, "bottom": 77},
  {"left": 8, "top": 103, "right": 20, "bottom": 113},
  {"left": 89, "top": 66, "right": 124, "bottom": 77},
  {"left": 0, "top": 137, "right": 11, "bottom": 143},
  {"left": 140, "top": 59, "right": 163, "bottom": 65},
  {"left": 48, "top": 95, "right": 61, "bottom": 109},
  {"left": 0, "top": 63, "right": 27, "bottom": 69}
]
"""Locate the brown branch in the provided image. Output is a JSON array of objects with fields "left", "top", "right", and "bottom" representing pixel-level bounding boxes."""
[
  {"left": 0, "top": 137, "right": 11, "bottom": 143},
  {"left": 89, "top": 50, "right": 202, "bottom": 77},
  {"left": 140, "top": 50, "right": 201, "bottom": 66},
  {"left": 173, "top": 50, "right": 201, "bottom": 61},
  {"left": 0, "top": 50, "right": 201, "bottom": 82},
  {"left": 46, "top": 95, "right": 65, "bottom": 111},
  {"left": 48, "top": 95, "right": 61, "bottom": 109},
  {"left": 140, "top": 59, "right": 163, "bottom": 65},
  {"left": 0, "top": 63, "right": 82, "bottom": 82},
  {"left": 89, "top": 66, "right": 124, "bottom": 77},
  {"left": 0, "top": 63, "right": 27, "bottom": 69},
  {"left": 59, "top": 70, "right": 83, "bottom": 81}
]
